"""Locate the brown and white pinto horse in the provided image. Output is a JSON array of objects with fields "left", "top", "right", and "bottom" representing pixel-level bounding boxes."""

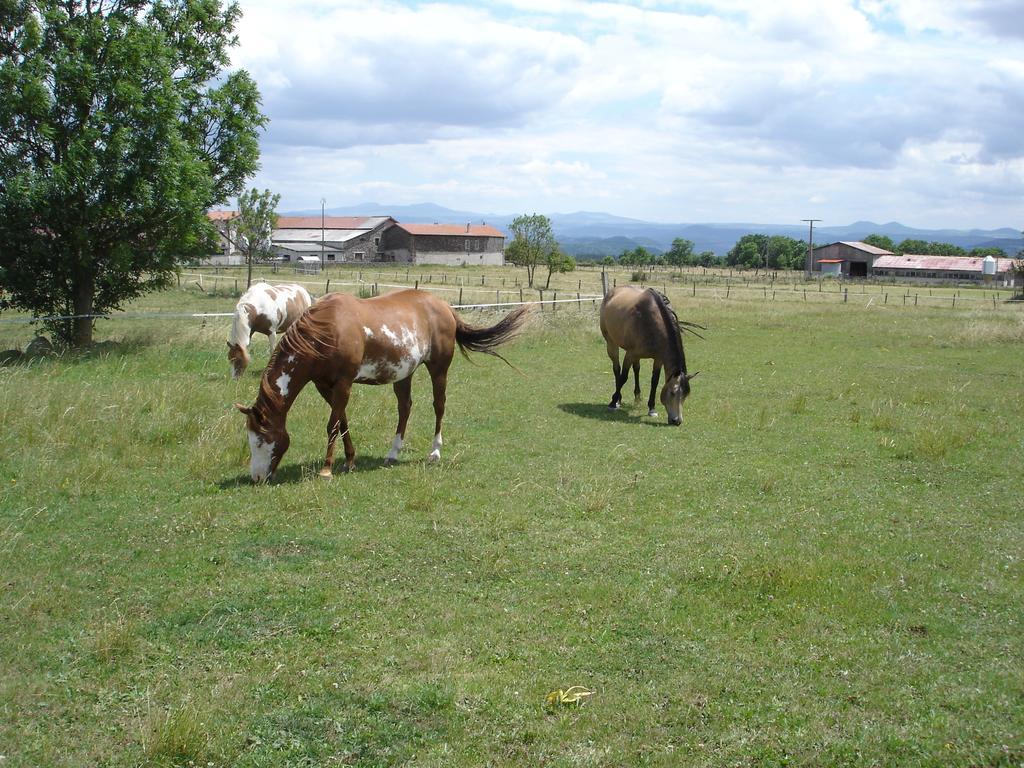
[
  {"left": 599, "top": 286, "right": 698, "bottom": 425},
  {"left": 228, "top": 282, "right": 312, "bottom": 378},
  {"left": 235, "top": 289, "right": 530, "bottom": 482}
]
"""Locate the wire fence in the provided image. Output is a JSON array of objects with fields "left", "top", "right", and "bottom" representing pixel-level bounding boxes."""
[
  {"left": 181, "top": 265, "right": 1021, "bottom": 308},
  {"left": 1, "top": 268, "right": 1020, "bottom": 329}
]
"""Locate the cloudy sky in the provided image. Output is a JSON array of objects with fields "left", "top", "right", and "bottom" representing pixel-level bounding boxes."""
[{"left": 233, "top": 0, "right": 1024, "bottom": 229}]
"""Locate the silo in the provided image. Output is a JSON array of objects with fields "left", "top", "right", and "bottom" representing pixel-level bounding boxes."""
[{"left": 982, "top": 255, "right": 998, "bottom": 276}]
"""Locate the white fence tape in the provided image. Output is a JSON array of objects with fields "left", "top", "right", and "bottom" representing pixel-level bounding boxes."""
[{"left": 0, "top": 297, "right": 601, "bottom": 326}]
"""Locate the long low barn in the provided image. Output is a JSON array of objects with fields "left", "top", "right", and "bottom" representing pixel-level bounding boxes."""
[{"left": 872, "top": 254, "right": 1019, "bottom": 284}]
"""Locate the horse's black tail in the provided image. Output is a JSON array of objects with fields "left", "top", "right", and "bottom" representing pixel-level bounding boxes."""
[{"left": 454, "top": 305, "right": 531, "bottom": 365}]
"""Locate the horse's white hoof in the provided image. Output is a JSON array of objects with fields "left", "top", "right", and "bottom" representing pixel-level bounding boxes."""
[
  {"left": 648, "top": 409, "right": 658, "bottom": 418},
  {"left": 428, "top": 450, "right": 441, "bottom": 462},
  {"left": 317, "top": 469, "right": 333, "bottom": 479}
]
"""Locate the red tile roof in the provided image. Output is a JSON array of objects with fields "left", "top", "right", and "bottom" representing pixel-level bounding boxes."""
[
  {"left": 207, "top": 210, "right": 237, "bottom": 221},
  {"left": 398, "top": 223, "right": 505, "bottom": 237}
]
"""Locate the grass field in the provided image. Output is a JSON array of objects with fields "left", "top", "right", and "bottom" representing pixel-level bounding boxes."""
[{"left": 1, "top": 271, "right": 1023, "bottom": 766}]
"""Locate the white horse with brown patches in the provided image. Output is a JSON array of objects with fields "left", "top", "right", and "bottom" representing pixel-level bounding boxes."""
[
  {"left": 228, "top": 282, "right": 312, "bottom": 378},
  {"left": 234, "top": 289, "right": 530, "bottom": 482}
]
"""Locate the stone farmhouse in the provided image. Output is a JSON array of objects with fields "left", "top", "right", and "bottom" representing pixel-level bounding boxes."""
[
  {"left": 379, "top": 223, "right": 506, "bottom": 266},
  {"left": 206, "top": 212, "right": 505, "bottom": 267}
]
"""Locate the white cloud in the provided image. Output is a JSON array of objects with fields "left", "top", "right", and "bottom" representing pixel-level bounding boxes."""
[{"left": 233, "top": 0, "right": 1024, "bottom": 229}]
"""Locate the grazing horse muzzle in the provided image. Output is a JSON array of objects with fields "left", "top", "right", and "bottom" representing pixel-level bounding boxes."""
[
  {"left": 236, "top": 403, "right": 289, "bottom": 482},
  {"left": 668, "top": 415, "right": 682, "bottom": 426}
]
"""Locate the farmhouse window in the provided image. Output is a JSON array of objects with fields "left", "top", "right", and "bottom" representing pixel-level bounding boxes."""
[{"left": 354, "top": 251, "right": 365, "bottom": 261}]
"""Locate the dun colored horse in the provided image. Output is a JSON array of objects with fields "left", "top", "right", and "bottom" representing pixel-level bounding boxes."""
[
  {"left": 235, "top": 289, "right": 530, "bottom": 482},
  {"left": 599, "top": 286, "right": 698, "bottom": 425},
  {"left": 228, "top": 282, "right": 312, "bottom": 378}
]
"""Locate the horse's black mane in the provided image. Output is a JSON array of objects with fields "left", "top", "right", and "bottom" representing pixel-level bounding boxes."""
[{"left": 646, "top": 288, "right": 688, "bottom": 376}]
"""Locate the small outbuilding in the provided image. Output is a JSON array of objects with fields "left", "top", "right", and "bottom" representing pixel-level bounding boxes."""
[{"left": 817, "top": 258, "right": 843, "bottom": 277}]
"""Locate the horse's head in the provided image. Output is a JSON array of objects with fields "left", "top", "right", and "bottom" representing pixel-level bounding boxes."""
[
  {"left": 661, "top": 371, "right": 698, "bottom": 426},
  {"left": 227, "top": 342, "right": 250, "bottom": 379},
  {"left": 235, "top": 402, "right": 289, "bottom": 482}
]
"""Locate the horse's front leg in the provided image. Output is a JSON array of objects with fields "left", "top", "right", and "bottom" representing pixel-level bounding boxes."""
[
  {"left": 647, "top": 364, "right": 662, "bottom": 418},
  {"left": 607, "top": 343, "right": 628, "bottom": 409},
  {"left": 385, "top": 377, "right": 413, "bottom": 465},
  {"left": 320, "top": 380, "right": 354, "bottom": 478}
]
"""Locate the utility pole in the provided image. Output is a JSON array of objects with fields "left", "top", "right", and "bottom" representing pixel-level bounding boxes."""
[
  {"left": 801, "top": 218, "right": 821, "bottom": 279},
  {"left": 320, "top": 197, "right": 326, "bottom": 271}
]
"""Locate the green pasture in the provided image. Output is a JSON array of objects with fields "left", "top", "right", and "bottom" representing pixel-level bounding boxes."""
[{"left": 1, "top": 276, "right": 1022, "bottom": 766}]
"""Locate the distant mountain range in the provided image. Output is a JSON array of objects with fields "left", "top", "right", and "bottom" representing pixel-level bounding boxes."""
[{"left": 287, "top": 202, "right": 1023, "bottom": 258}]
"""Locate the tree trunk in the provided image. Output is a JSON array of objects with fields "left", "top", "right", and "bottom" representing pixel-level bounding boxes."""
[
  {"left": 72, "top": 270, "right": 94, "bottom": 347},
  {"left": 246, "top": 252, "right": 253, "bottom": 288},
  {"left": 544, "top": 267, "right": 553, "bottom": 290}
]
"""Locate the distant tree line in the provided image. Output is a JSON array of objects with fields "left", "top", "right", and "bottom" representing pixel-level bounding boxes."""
[
  {"left": 559, "top": 232, "right": 1019, "bottom": 271},
  {"left": 588, "top": 239, "right": 719, "bottom": 268},
  {"left": 862, "top": 234, "right": 1010, "bottom": 258}
]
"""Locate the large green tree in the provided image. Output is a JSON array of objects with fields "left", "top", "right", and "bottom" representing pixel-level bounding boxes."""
[
  {"left": 863, "top": 234, "right": 895, "bottom": 252},
  {"left": 236, "top": 188, "right": 280, "bottom": 289},
  {"left": 0, "top": 0, "right": 266, "bottom": 346},
  {"left": 664, "top": 237, "right": 695, "bottom": 267},
  {"left": 506, "top": 213, "right": 557, "bottom": 287},
  {"left": 726, "top": 234, "right": 806, "bottom": 270}
]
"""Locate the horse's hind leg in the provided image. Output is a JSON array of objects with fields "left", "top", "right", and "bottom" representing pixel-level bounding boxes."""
[
  {"left": 647, "top": 364, "right": 662, "bottom": 418},
  {"left": 385, "top": 377, "right": 413, "bottom": 465},
  {"left": 426, "top": 361, "right": 449, "bottom": 462},
  {"left": 320, "top": 380, "right": 355, "bottom": 478},
  {"left": 632, "top": 362, "right": 642, "bottom": 401}
]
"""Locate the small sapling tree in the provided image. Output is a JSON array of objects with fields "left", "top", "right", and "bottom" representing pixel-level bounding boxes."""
[
  {"left": 506, "top": 214, "right": 558, "bottom": 288},
  {"left": 236, "top": 189, "right": 281, "bottom": 289}
]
